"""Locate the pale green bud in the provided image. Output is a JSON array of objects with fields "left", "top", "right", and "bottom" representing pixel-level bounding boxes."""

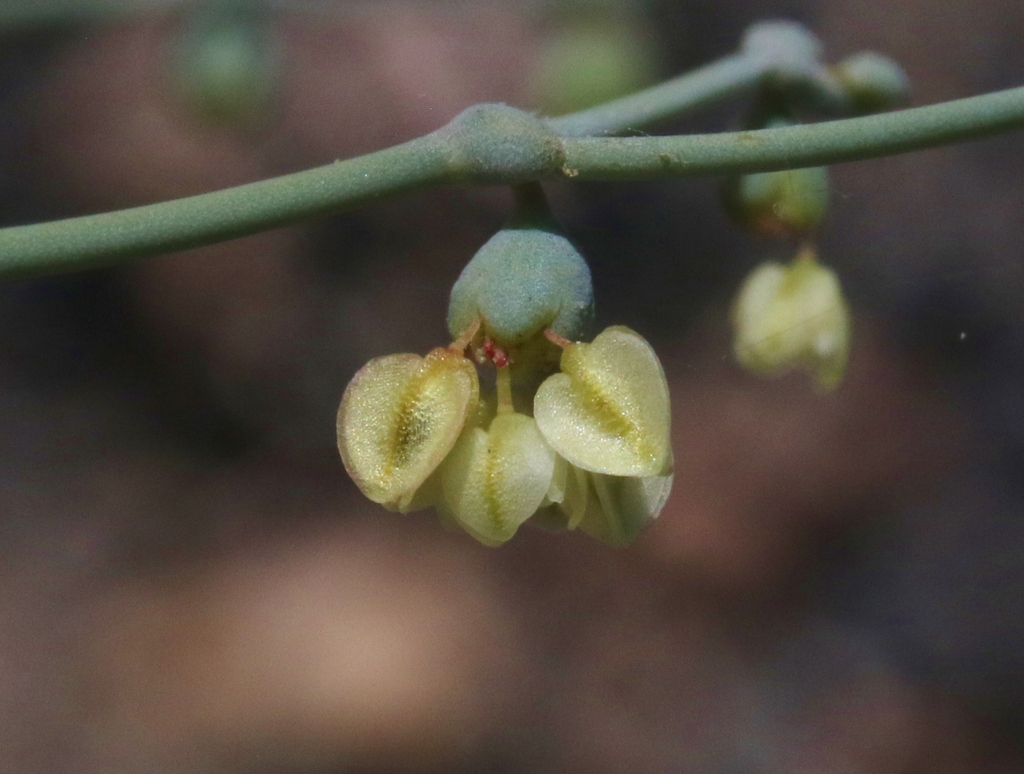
[
  {"left": 731, "top": 250, "right": 851, "bottom": 389},
  {"left": 721, "top": 119, "right": 830, "bottom": 239},
  {"left": 447, "top": 187, "right": 594, "bottom": 348},
  {"left": 741, "top": 21, "right": 824, "bottom": 84},
  {"left": 833, "top": 52, "right": 911, "bottom": 114}
]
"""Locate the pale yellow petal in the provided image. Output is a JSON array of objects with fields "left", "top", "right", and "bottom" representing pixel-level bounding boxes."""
[
  {"left": 337, "top": 348, "right": 478, "bottom": 512},
  {"left": 534, "top": 326, "right": 671, "bottom": 476},
  {"left": 440, "top": 413, "right": 556, "bottom": 546}
]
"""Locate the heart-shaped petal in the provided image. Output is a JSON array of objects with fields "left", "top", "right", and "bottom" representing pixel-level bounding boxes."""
[
  {"left": 440, "top": 413, "right": 556, "bottom": 546},
  {"left": 534, "top": 326, "right": 671, "bottom": 477},
  {"left": 337, "top": 348, "right": 478, "bottom": 512}
]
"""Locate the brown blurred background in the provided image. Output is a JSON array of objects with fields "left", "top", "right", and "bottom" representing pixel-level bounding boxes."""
[{"left": 2, "top": 0, "right": 1024, "bottom": 771}]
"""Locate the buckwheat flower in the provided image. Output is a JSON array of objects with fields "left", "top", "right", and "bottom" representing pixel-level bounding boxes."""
[
  {"left": 338, "top": 183, "right": 675, "bottom": 548},
  {"left": 731, "top": 246, "right": 850, "bottom": 389}
]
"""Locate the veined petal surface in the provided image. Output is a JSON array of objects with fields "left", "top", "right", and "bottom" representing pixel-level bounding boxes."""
[
  {"left": 440, "top": 413, "right": 556, "bottom": 546},
  {"left": 534, "top": 326, "right": 671, "bottom": 477},
  {"left": 337, "top": 348, "right": 478, "bottom": 512}
]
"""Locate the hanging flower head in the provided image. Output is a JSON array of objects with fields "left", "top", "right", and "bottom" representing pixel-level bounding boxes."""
[
  {"left": 337, "top": 184, "right": 673, "bottom": 547},
  {"left": 731, "top": 245, "right": 850, "bottom": 390}
]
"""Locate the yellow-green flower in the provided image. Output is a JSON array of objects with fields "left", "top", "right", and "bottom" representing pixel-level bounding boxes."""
[
  {"left": 533, "top": 326, "right": 673, "bottom": 546},
  {"left": 731, "top": 246, "right": 850, "bottom": 389}
]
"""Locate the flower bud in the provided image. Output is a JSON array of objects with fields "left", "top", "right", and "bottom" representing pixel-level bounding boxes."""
[
  {"left": 721, "top": 159, "right": 829, "bottom": 239},
  {"left": 741, "top": 21, "right": 824, "bottom": 84},
  {"left": 731, "top": 249, "right": 850, "bottom": 389},
  {"left": 534, "top": 16, "right": 660, "bottom": 116},
  {"left": 534, "top": 326, "right": 672, "bottom": 477},
  {"left": 439, "top": 412, "right": 557, "bottom": 546},
  {"left": 833, "top": 52, "right": 910, "bottom": 114},
  {"left": 447, "top": 186, "right": 594, "bottom": 349},
  {"left": 337, "top": 348, "right": 479, "bottom": 512}
]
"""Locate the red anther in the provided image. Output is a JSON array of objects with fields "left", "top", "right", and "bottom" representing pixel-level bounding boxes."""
[{"left": 481, "top": 337, "right": 509, "bottom": 367}]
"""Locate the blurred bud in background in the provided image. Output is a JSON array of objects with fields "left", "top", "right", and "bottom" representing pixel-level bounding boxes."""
[
  {"left": 171, "top": 2, "right": 281, "bottom": 129},
  {"left": 532, "top": 0, "right": 662, "bottom": 115}
]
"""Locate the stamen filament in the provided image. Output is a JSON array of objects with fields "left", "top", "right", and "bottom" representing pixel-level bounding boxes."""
[
  {"left": 544, "top": 329, "right": 573, "bottom": 349},
  {"left": 496, "top": 365, "right": 514, "bottom": 414},
  {"left": 449, "top": 319, "right": 481, "bottom": 354}
]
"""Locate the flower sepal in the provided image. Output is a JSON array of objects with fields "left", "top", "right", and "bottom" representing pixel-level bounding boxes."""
[
  {"left": 336, "top": 347, "right": 479, "bottom": 512},
  {"left": 439, "top": 410, "right": 557, "bottom": 547}
]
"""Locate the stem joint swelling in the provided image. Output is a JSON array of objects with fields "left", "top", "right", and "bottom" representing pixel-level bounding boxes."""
[{"left": 439, "top": 104, "right": 566, "bottom": 184}]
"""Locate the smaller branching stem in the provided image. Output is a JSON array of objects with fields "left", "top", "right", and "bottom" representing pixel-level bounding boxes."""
[
  {"left": 546, "top": 52, "right": 768, "bottom": 138},
  {"left": 559, "top": 86, "right": 1024, "bottom": 179}
]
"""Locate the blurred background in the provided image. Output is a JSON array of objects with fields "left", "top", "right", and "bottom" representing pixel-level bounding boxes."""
[{"left": 2, "top": 0, "right": 1024, "bottom": 771}]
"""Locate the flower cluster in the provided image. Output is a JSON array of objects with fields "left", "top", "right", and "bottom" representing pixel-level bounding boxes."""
[
  {"left": 337, "top": 324, "right": 673, "bottom": 547},
  {"left": 337, "top": 188, "right": 672, "bottom": 547}
]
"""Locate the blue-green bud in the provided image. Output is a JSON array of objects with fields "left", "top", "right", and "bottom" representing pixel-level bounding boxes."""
[
  {"left": 742, "top": 21, "right": 824, "bottom": 84},
  {"left": 447, "top": 187, "right": 594, "bottom": 348},
  {"left": 722, "top": 164, "right": 830, "bottom": 239}
]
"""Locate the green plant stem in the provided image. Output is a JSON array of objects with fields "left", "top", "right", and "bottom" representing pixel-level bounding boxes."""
[
  {"left": 560, "top": 86, "right": 1024, "bottom": 177},
  {"left": 0, "top": 135, "right": 448, "bottom": 279},
  {"left": 3, "top": 74, "right": 1024, "bottom": 280},
  {"left": 546, "top": 52, "right": 767, "bottom": 137}
]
